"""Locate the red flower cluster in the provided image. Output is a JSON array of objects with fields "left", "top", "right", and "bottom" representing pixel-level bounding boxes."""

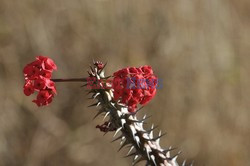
[
  {"left": 112, "top": 65, "right": 158, "bottom": 113},
  {"left": 23, "top": 56, "right": 57, "bottom": 106}
]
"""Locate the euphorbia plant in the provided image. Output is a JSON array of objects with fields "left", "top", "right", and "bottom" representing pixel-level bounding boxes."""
[{"left": 23, "top": 56, "right": 192, "bottom": 166}]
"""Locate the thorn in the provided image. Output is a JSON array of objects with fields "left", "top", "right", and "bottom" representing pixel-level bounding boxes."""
[
  {"left": 141, "top": 125, "right": 158, "bottom": 133},
  {"left": 165, "top": 146, "right": 172, "bottom": 158},
  {"left": 89, "top": 65, "right": 95, "bottom": 72},
  {"left": 158, "top": 130, "right": 162, "bottom": 136},
  {"left": 171, "top": 151, "right": 182, "bottom": 161},
  {"left": 92, "top": 92, "right": 100, "bottom": 99},
  {"left": 150, "top": 155, "right": 157, "bottom": 166},
  {"left": 127, "top": 146, "right": 134, "bottom": 156},
  {"left": 149, "top": 124, "right": 155, "bottom": 139},
  {"left": 132, "top": 156, "right": 143, "bottom": 166},
  {"left": 113, "top": 127, "right": 122, "bottom": 137},
  {"left": 133, "top": 155, "right": 139, "bottom": 161},
  {"left": 86, "top": 90, "right": 94, "bottom": 95},
  {"left": 103, "top": 111, "right": 110, "bottom": 121},
  {"left": 134, "top": 106, "right": 144, "bottom": 114},
  {"left": 121, "top": 136, "right": 126, "bottom": 142},
  {"left": 162, "top": 147, "right": 177, "bottom": 154},
  {"left": 93, "top": 110, "right": 104, "bottom": 120},
  {"left": 88, "top": 102, "right": 99, "bottom": 107},
  {"left": 104, "top": 76, "right": 112, "bottom": 79},
  {"left": 103, "top": 131, "right": 109, "bottom": 136},
  {"left": 133, "top": 114, "right": 152, "bottom": 124},
  {"left": 182, "top": 160, "right": 186, "bottom": 166},
  {"left": 88, "top": 68, "right": 95, "bottom": 75},
  {"left": 156, "top": 130, "right": 162, "bottom": 144},
  {"left": 145, "top": 146, "right": 151, "bottom": 159},
  {"left": 129, "top": 115, "right": 151, "bottom": 124},
  {"left": 130, "top": 120, "right": 147, "bottom": 124},
  {"left": 142, "top": 115, "right": 152, "bottom": 121},
  {"left": 121, "top": 119, "right": 126, "bottom": 128},
  {"left": 125, "top": 152, "right": 138, "bottom": 158},
  {"left": 118, "top": 140, "right": 128, "bottom": 152},
  {"left": 147, "top": 132, "right": 167, "bottom": 141},
  {"left": 134, "top": 136, "right": 140, "bottom": 147},
  {"left": 110, "top": 103, "right": 117, "bottom": 109},
  {"left": 111, "top": 134, "right": 123, "bottom": 143}
]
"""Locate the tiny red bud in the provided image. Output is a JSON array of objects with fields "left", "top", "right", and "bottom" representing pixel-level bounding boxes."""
[{"left": 94, "top": 61, "right": 105, "bottom": 70}]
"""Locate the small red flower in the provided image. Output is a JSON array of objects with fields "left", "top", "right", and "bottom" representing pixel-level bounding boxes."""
[
  {"left": 23, "top": 65, "right": 40, "bottom": 79},
  {"left": 23, "top": 80, "right": 34, "bottom": 96},
  {"left": 112, "top": 65, "right": 158, "bottom": 113},
  {"left": 46, "top": 80, "right": 57, "bottom": 94},
  {"left": 40, "top": 70, "right": 52, "bottom": 78},
  {"left": 37, "top": 90, "right": 51, "bottom": 102},
  {"left": 128, "top": 67, "right": 139, "bottom": 75},
  {"left": 34, "top": 77, "right": 46, "bottom": 90},
  {"left": 44, "top": 58, "right": 57, "bottom": 71},
  {"left": 140, "top": 95, "right": 154, "bottom": 105},
  {"left": 23, "top": 56, "right": 57, "bottom": 107},
  {"left": 133, "top": 89, "right": 143, "bottom": 100},
  {"left": 121, "top": 89, "right": 132, "bottom": 104},
  {"left": 112, "top": 77, "right": 124, "bottom": 90},
  {"left": 141, "top": 65, "right": 153, "bottom": 76},
  {"left": 114, "top": 68, "right": 129, "bottom": 78},
  {"left": 30, "top": 59, "right": 44, "bottom": 68}
]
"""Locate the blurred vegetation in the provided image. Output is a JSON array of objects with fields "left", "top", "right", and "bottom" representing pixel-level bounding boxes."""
[{"left": 0, "top": 0, "right": 250, "bottom": 166}]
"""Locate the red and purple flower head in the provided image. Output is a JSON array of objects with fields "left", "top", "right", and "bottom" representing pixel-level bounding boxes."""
[
  {"left": 23, "top": 56, "right": 57, "bottom": 106},
  {"left": 112, "top": 65, "right": 158, "bottom": 113}
]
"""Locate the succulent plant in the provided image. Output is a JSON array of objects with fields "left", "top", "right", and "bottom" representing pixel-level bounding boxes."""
[{"left": 23, "top": 56, "right": 192, "bottom": 166}]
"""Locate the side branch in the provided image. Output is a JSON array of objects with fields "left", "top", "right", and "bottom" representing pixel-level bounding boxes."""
[{"left": 51, "top": 78, "right": 87, "bottom": 82}]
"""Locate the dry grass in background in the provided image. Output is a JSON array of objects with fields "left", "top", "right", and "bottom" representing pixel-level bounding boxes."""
[{"left": 0, "top": 0, "right": 250, "bottom": 165}]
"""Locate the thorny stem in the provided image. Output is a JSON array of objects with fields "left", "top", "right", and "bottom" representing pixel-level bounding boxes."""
[
  {"left": 86, "top": 62, "right": 191, "bottom": 166},
  {"left": 51, "top": 78, "right": 87, "bottom": 82}
]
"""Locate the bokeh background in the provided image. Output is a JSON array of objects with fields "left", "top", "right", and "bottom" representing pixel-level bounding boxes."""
[{"left": 0, "top": 0, "right": 250, "bottom": 166}]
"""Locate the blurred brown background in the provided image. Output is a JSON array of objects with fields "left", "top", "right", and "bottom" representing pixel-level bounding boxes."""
[{"left": 0, "top": 0, "right": 250, "bottom": 166}]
